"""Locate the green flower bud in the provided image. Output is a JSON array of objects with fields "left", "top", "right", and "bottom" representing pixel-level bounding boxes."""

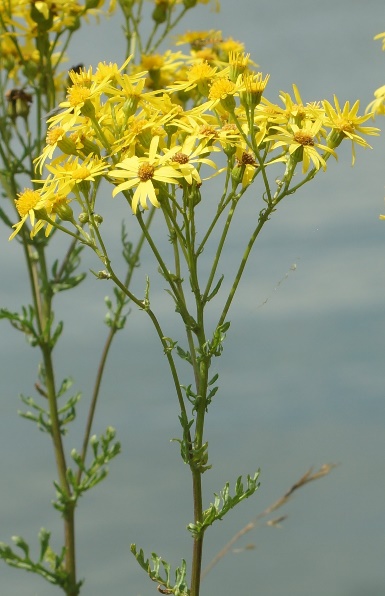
[
  {"left": 223, "top": 143, "right": 237, "bottom": 158},
  {"left": 34, "top": 207, "right": 49, "bottom": 221},
  {"left": 80, "top": 138, "right": 101, "bottom": 158},
  {"left": 67, "top": 15, "right": 81, "bottom": 32},
  {"left": 78, "top": 212, "right": 89, "bottom": 224},
  {"left": 52, "top": 200, "right": 74, "bottom": 222},
  {"left": 80, "top": 99, "right": 96, "bottom": 119},
  {"left": 138, "top": 129, "right": 153, "bottom": 149},
  {"left": 122, "top": 96, "right": 139, "bottom": 118},
  {"left": 22, "top": 60, "right": 39, "bottom": 80},
  {"left": 231, "top": 164, "right": 245, "bottom": 187},
  {"left": 92, "top": 213, "right": 103, "bottom": 226},
  {"left": 326, "top": 129, "right": 345, "bottom": 151},
  {"left": 219, "top": 93, "right": 236, "bottom": 114},
  {"left": 152, "top": 0, "right": 168, "bottom": 24},
  {"left": 57, "top": 137, "right": 78, "bottom": 156}
]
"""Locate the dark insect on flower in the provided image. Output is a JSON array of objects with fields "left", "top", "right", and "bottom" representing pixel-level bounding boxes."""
[
  {"left": 6, "top": 88, "right": 33, "bottom": 119},
  {"left": 69, "top": 63, "right": 84, "bottom": 74}
]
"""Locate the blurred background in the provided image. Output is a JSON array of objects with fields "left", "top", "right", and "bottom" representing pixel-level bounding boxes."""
[{"left": 1, "top": 1, "right": 385, "bottom": 594}]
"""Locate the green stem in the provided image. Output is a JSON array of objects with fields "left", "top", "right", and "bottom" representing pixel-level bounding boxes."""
[
  {"left": 217, "top": 202, "right": 275, "bottom": 328},
  {"left": 189, "top": 336, "right": 209, "bottom": 596},
  {"left": 76, "top": 208, "right": 156, "bottom": 485},
  {"left": 34, "top": 243, "right": 78, "bottom": 595},
  {"left": 190, "top": 472, "right": 203, "bottom": 596},
  {"left": 202, "top": 196, "right": 237, "bottom": 303}
]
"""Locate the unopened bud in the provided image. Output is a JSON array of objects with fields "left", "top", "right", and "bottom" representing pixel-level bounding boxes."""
[
  {"left": 92, "top": 213, "right": 103, "bottom": 226},
  {"left": 152, "top": 0, "right": 168, "bottom": 23},
  {"left": 78, "top": 212, "right": 89, "bottom": 224},
  {"left": 52, "top": 199, "right": 74, "bottom": 222}
]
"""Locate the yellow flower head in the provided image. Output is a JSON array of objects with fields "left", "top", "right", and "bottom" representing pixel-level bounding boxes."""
[
  {"left": 241, "top": 72, "right": 270, "bottom": 108},
  {"left": 110, "top": 136, "right": 183, "bottom": 213},
  {"left": 266, "top": 118, "right": 336, "bottom": 174},
  {"left": 207, "top": 77, "right": 240, "bottom": 113},
  {"left": 323, "top": 96, "right": 380, "bottom": 164},
  {"left": 9, "top": 188, "right": 45, "bottom": 239},
  {"left": 366, "top": 84, "right": 385, "bottom": 117}
]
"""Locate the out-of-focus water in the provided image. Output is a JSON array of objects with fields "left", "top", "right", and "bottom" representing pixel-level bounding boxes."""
[{"left": 1, "top": 1, "right": 385, "bottom": 595}]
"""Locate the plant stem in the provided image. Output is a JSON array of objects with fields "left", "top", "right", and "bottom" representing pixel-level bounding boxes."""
[
  {"left": 217, "top": 203, "right": 274, "bottom": 328},
  {"left": 76, "top": 209, "right": 156, "bottom": 485},
  {"left": 190, "top": 475, "right": 203, "bottom": 596},
  {"left": 34, "top": 243, "right": 78, "bottom": 595}
]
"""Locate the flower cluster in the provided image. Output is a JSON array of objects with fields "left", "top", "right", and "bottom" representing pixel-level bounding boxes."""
[
  {"left": 0, "top": 0, "right": 115, "bottom": 90},
  {"left": 9, "top": 44, "right": 379, "bottom": 240}
]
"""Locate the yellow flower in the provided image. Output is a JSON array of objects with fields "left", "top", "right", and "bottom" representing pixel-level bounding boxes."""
[
  {"left": 241, "top": 72, "right": 270, "bottom": 108},
  {"left": 266, "top": 119, "right": 336, "bottom": 173},
  {"left": 323, "top": 96, "right": 380, "bottom": 165},
  {"left": 48, "top": 60, "right": 132, "bottom": 128},
  {"left": 165, "top": 135, "right": 218, "bottom": 185},
  {"left": 233, "top": 146, "right": 259, "bottom": 187},
  {"left": 9, "top": 189, "right": 45, "bottom": 240},
  {"left": 9, "top": 178, "right": 72, "bottom": 238},
  {"left": 167, "top": 60, "right": 219, "bottom": 95},
  {"left": 45, "top": 154, "right": 109, "bottom": 182},
  {"left": 34, "top": 125, "right": 71, "bottom": 173},
  {"left": 110, "top": 136, "right": 184, "bottom": 213},
  {"left": 195, "top": 76, "right": 243, "bottom": 114},
  {"left": 366, "top": 84, "right": 385, "bottom": 117},
  {"left": 216, "top": 37, "right": 245, "bottom": 61}
]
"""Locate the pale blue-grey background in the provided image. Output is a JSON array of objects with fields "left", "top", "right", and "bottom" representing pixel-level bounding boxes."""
[{"left": 1, "top": 1, "right": 385, "bottom": 595}]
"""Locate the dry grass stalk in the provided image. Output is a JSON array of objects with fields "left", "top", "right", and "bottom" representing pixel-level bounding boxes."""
[{"left": 202, "top": 463, "right": 337, "bottom": 577}]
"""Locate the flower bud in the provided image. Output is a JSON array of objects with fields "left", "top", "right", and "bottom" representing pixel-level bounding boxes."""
[
  {"left": 52, "top": 199, "right": 74, "bottom": 222},
  {"left": 67, "top": 15, "right": 81, "bottom": 32},
  {"left": 220, "top": 94, "right": 236, "bottom": 114},
  {"left": 78, "top": 212, "right": 89, "bottom": 224},
  {"left": 80, "top": 138, "right": 101, "bottom": 158},
  {"left": 231, "top": 164, "right": 245, "bottom": 187},
  {"left": 122, "top": 96, "right": 139, "bottom": 118},
  {"left": 57, "top": 137, "right": 78, "bottom": 156},
  {"left": 222, "top": 143, "right": 237, "bottom": 158},
  {"left": 152, "top": 0, "right": 168, "bottom": 24},
  {"left": 325, "top": 129, "right": 345, "bottom": 151},
  {"left": 22, "top": 60, "right": 39, "bottom": 80},
  {"left": 138, "top": 129, "right": 153, "bottom": 149},
  {"left": 80, "top": 99, "right": 96, "bottom": 119},
  {"left": 92, "top": 213, "right": 103, "bottom": 226}
]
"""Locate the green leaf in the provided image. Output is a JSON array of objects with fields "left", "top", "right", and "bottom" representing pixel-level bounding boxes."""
[
  {"left": 38, "top": 528, "right": 51, "bottom": 562},
  {"left": 205, "top": 274, "right": 224, "bottom": 303},
  {"left": 188, "top": 470, "right": 260, "bottom": 537},
  {"left": 131, "top": 544, "right": 190, "bottom": 596}
]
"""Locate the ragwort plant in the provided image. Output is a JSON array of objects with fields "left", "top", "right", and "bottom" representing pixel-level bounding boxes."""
[{"left": 1, "top": 1, "right": 380, "bottom": 594}]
